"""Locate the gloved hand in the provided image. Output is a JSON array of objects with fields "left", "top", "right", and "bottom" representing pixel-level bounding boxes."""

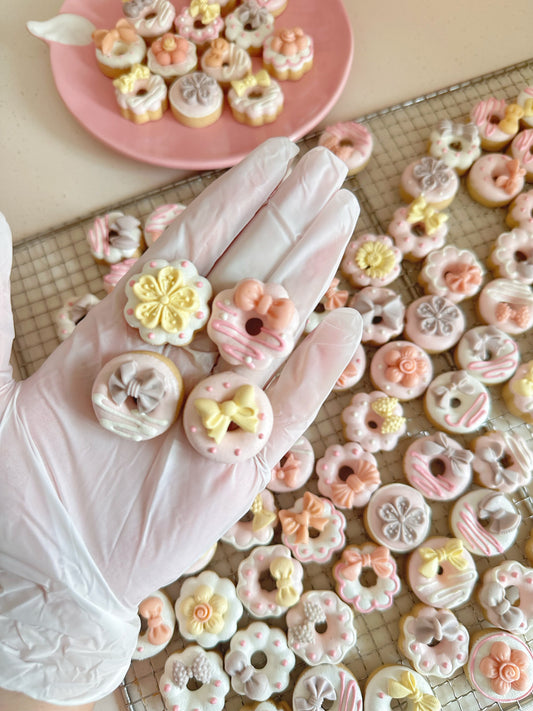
[{"left": 0, "top": 138, "right": 361, "bottom": 705}]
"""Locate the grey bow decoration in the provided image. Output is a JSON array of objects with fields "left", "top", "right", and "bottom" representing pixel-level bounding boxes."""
[
  {"left": 123, "top": 0, "right": 154, "bottom": 18},
  {"left": 294, "top": 676, "right": 337, "bottom": 711},
  {"left": 108, "top": 215, "right": 141, "bottom": 251},
  {"left": 433, "top": 371, "right": 476, "bottom": 408},
  {"left": 476, "top": 441, "right": 519, "bottom": 488},
  {"left": 289, "top": 601, "right": 327, "bottom": 645},
  {"left": 437, "top": 119, "right": 479, "bottom": 144},
  {"left": 236, "top": 0, "right": 270, "bottom": 28},
  {"left": 466, "top": 326, "right": 506, "bottom": 360},
  {"left": 172, "top": 654, "right": 213, "bottom": 689},
  {"left": 109, "top": 360, "right": 165, "bottom": 414},
  {"left": 478, "top": 581, "right": 525, "bottom": 631},
  {"left": 355, "top": 292, "right": 404, "bottom": 330},
  {"left": 477, "top": 493, "right": 521, "bottom": 534},
  {"left": 411, "top": 610, "right": 460, "bottom": 645},
  {"left": 224, "top": 650, "right": 270, "bottom": 700},
  {"left": 69, "top": 295, "right": 98, "bottom": 324},
  {"left": 420, "top": 432, "right": 473, "bottom": 478}
]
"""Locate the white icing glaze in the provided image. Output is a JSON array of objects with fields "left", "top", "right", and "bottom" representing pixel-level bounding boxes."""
[
  {"left": 125, "top": 0, "right": 176, "bottom": 38},
  {"left": 228, "top": 77, "right": 284, "bottom": 123},
  {"left": 55, "top": 293, "right": 100, "bottom": 341},
  {"left": 132, "top": 589, "right": 175, "bottom": 660},
  {"left": 471, "top": 430, "right": 533, "bottom": 492},
  {"left": 478, "top": 561, "right": 533, "bottom": 635},
  {"left": 364, "top": 665, "right": 440, "bottom": 711},
  {"left": 147, "top": 36, "right": 198, "bottom": 79},
  {"left": 222, "top": 490, "right": 277, "bottom": 549},
  {"left": 201, "top": 41, "right": 252, "bottom": 84},
  {"left": 292, "top": 663, "right": 362, "bottom": 711},
  {"left": 95, "top": 35, "right": 146, "bottom": 73},
  {"left": 114, "top": 69, "right": 168, "bottom": 117},
  {"left": 341, "top": 391, "right": 407, "bottom": 453},
  {"left": 478, "top": 278, "right": 533, "bottom": 335},
  {"left": 316, "top": 442, "right": 381, "bottom": 509},
  {"left": 428, "top": 119, "right": 481, "bottom": 172},
  {"left": 489, "top": 228, "right": 533, "bottom": 284},
  {"left": 419, "top": 244, "right": 484, "bottom": 304},
  {"left": 424, "top": 370, "right": 490, "bottom": 435},
  {"left": 455, "top": 325, "right": 519, "bottom": 384}
]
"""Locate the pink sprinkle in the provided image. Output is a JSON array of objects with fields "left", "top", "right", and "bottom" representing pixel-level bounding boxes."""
[
  {"left": 209, "top": 699, "right": 217, "bottom": 705},
  {"left": 281, "top": 659, "right": 288, "bottom": 666},
  {"left": 443, "top": 662, "right": 449, "bottom": 669},
  {"left": 245, "top": 569, "right": 252, "bottom": 577},
  {"left": 333, "top": 451, "right": 340, "bottom": 457},
  {"left": 239, "top": 639, "right": 246, "bottom": 647},
  {"left": 511, "top": 571, "right": 519, "bottom": 578},
  {"left": 258, "top": 554, "right": 264, "bottom": 561},
  {"left": 458, "top": 634, "right": 464, "bottom": 641},
  {"left": 62, "top": 329, "right": 68, "bottom": 335},
  {"left": 191, "top": 426, "right": 197, "bottom": 433},
  {"left": 275, "top": 682, "right": 282, "bottom": 689},
  {"left": 269, "top": 603, "right": 276, "bottom": 610},
  {"left": 526, "top": 578, "right": 533, "bottom": 584},
  {"left": 59, "top": 313, "right": 65, "bottom": 319},
  {"left": 148, "top": 333, "right": 155, "bottom": 339},
  {"left": 325, "top": 597, "right": 332, "bottom": 606},
  {"left": 378, "top": 692, "right": 385, "bottom": 699},
  {"left": 255, "top": 631, "right": 263, "bottom": 639},
  {"left": 173, "top": 705, "right": 179, "bottom": 711},
  {"left": 411, "top": 643, "right": 418, "bottom": 651},
  {"left": 181, "top": 260, "right": 188, "bottom": 267},
  {"left": 214, "top": 680, "right": 221, "bottom": 687},
  {"left": 207, "top": 386, "right": 214, "bottom": 392},
  {"left": 258, "top": 412, "right": 265, "bottom": 420},
  {"left": 234, "top": 448, "right": 241, "bottom": 456},
  {"left": 274, "top": 639, "right": 281, "bottom": 646},
  {"left": 341, "top": 633, "right": 349, "bottom": 640},
  {"left": 293, "top": 642, "right": 300, "bottom": 650},
  {"left": 196, "top": 311, "right": 204, "bottom": 319},
  {"left": 423, "top": 661, "right": 430, "bottom": 668},
  {"left": 258, "top": 434, "right": 264, "bottom": 439},
  {"left": 127, "top": 308, "right": 134, "bottom": 315},
  {"left": 244, "top": 590, "right": 251, "bottom": 597},
  {"left": 223, "top": 381, "right": 231, "bottom": 388},
  {"left": 150, "top": 261, "right": 157, "bottom": 267},
  {"left": 164, "top": 684, "right": 171, "bottom": 692},
  {"left": 498, "top": 575, "right": 507, "bottom": 583},
  {"left": 196, "top": 281, "right": 203, "bottom": 288},
  {"left": 208, "top": 446, "right": 216, "bottom": 453},
  {"left": 309, "top": 652, "right": 316, "bottom": 661},
  {"left": 319, "top": 546, "right": 326, "bottom": 553},
  {"left": 457, "top": 654, "right": 464, "bottom": 661},
  {"left": 327, "top": 650, "right": 336, "bottom": 658},
  {"left": 129, "top": 280, "right": 135, "bottom": 286},
  {"left": 179, "top": 333, "right": 185, "bottom": 339}
]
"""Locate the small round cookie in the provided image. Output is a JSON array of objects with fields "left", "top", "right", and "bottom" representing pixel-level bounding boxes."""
[
  {"left": 159, "top": 645, "right": 230, "bottom": 711},
  {"left": 450, "top": 489, "right": 520, "bottom": 557},
  {"left": 364, "top": 665, "right": 441, "bottom": 711},
  {"left": 370, "top": 341, "right": 433, "bottom": 401},
  {"left": 404, "top": 295, "right": 465, "bottom": 354},
  {"left": 228, "top": 72, "right": 284, "bottom": 126},
  {"left": 222, "top": 490, "right": 277, "bottom": 549},
  {"left": 113, "top": 64, "right": 168, "bottom": 124},
  {"left": 55, "top": 293, "right": 100, "bottom": 341},
  {"left": 333, "top": 345, "right": 366, "bottom": 391},
  {"left": 147, "top": 33, "right": 197, "bottom": 82},
  {"left": 341, "top": 234, "right": 402, "bottom": 288},
  {"left": 225, "top": 622, "right": 295, "bottom": 701},
  {"left": 477, "top": 560, "right": 533, "bottom": 635},
  {"left": 424, "top": 370, "right": 490, "bottom": 435},
  {"left": 341, "top": 391, "right": 407, "bottom": 453},
  {"left": 455, "top": 325, "right": 519, "bottom": 385},
  {"left": 87, "top": 210, "right": 144, "bottom": 265},
  {"left": 91, "top": 351, "right": 184, "bottom": 441},
  {"left": 466, "top": 628, "right": 533, "bottom": 703},
  {"left": 124, "top": 257, "right": 212, "bottom": 346},
  {"left": 200, "top": 38, "right": 252, "bottom": 88},
  {"left": 304, "top": 277, "right": 349, "bottom": 333},
  {"left": 122, "top": 0, "right": 176, "bottom": 40},
  {"left": 169, "top": 71, "right": 223, "bottom": 128},
  {"left": 92, "top": 20, "right": 146, "bottom": 79},
  {"left": 174, "top": 1, "right": 224, "bottom": 51},
  {"left": 399, "top": 604, "right": 469, "bottom": 678},
  {"left": 419, "top": 245, "right": 484, "bottom": 304},
  {"left": 470, "top": 97, "right": 523, "bottom": 151},
  {"left": 224, "top": 1, "right": 275, "bottom": 54},
  {"left": 477, "top": 278, "right": 533, "bottom": 335},
  {"left": 471, "top": 430, "right": 533, "bottom": 492},
  {"left": 292, "top": 663, "right": 362, "bottom": 711},
  {"left": 508, "top": 128, "right": 533, "bottom": 182},
  {"left": 262, "top": 27, "right": 313, "bottom": 81},
  {"left": 236, "top": 544, "right": 303, "bottom": 618},
  {"left": 488, "top": 228, "right": 533, "bottom": 284},
  {"left": 175, "top": 569, "right": 243, "bottom": 648},
  {"left": 333, "top": 542, "right": 400, "bottom": 612},
  {"left": 516, "top": 85, "right": 533, "bottom": 127},
  {"left": 316, "top": 442, "right": 380, "bottom": 509},
  {"left": 365, "top": 483, "right": 431, "bottom": 555},
  {"left": 132, "top": 589, "right": 175, "bottom": 660},
  {"left": 407, "top": 536, "right": 478, "bottom": 609},
  {"left": 318, "top": 121, "right": 373, "bottom": 176},
  {"left": 268, "top": 436, "right": 314, "bottom": 493},
  {"left": 503, "top": 360, "right": 533, "bottom": 424},
  {"left": 506, "top": 189, "right": 533, "bottom": 232},
  {"left": 467, "top": 154, "right": 525, "bottom": 207},
  {"left": 350, "top": 287, "right": 405, "bottom": 345},
  {"left": 286, "top": 590, "right": 356, "bottom": 666},
  {"left": 279, "top": 492, "right": 346, "bottom": 564},
  {"left": 403, "top": 432, "right": 473, "bottom": 502},
  {"left": 143, "top": 203, "right": 186, "bottom": 247},
  {"left": 428, "top": 119, "right": 481, "bottom": 174},
  {"left": 399, "top": 156, "right": 459, "bottom": 210},
  {"left": 387, "top": 197, "right": 449, "bottom": 261},
  {"left": 103, "top": 258, "right": 138, "bottom": 294}
]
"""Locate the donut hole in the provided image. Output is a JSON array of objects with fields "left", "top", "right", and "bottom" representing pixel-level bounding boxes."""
[
  {"left": 449, "top": 140, "right": 464, "bottom": 152},
  {"left": 145, "top": 12, "right": 157, "bottom": 21},
  {"left": 194, "top": 19, "right": 205, "bottom": 28},
  {"left": 366, "top": 418, "right": 379, "bottom": 430},
  {"left": 136, "top": 88, "right": 149, "bottom": 97},
  {"left": 412, "top": 222, "right": 428, "bottom": 237},
  {"left": 498, "top": 452, "right": 514, "bottom": 469},
  {"left": 426, "top": 636, "right": 441, "bottom": 648},
  {"left": 429, "top": 458, "right": 446, "bottom": 478},
  {"left": 390, "top": 698, "right": 410, "bottom": 711},
  {"left": 258, "top": 568, "right": 278, "bottom": 592},
  {"left": 338, "top": 465, "right": 355, "bottom": 482},
  {"left": 436, "top": 565, "right": 444, "bottom": 576},
  {"left": 251, "top": 651, "right": 268, "bottom": 669},
  {"left": 222, "top": 61, "right": 230, "bottom": 68},
  {"left": 240, "top": 509, "right": 255, "bottom": 523},
  {"left": 315, "top": 302, "right": 326, "bottom": 314},
  {"left": 359, "top": 567, "right": 378, "bottom": 588},
  {"left": 245, "top": 317, "right": 263, "bottom": 335},
  {"left": 339, "top": 138, "right": 354, "bottom": 149},
  {"left": 489, "top": 114, "right": 502, "bottom": 125},
  {"left": 450, "top": 397, "right": 462, "bottom": 409},
  {"left": 114, "top": 45, "right": 130, "bottom": 57},
  {"left": 227, "top": 422, "right": 240, "bottom": 432},
  {"left": 514, "top": 250, "right": 529, "bottom": 263},
  {"left": 372, "top": 315, "right": 383, "bottom": 325},
  {"left": 69, "top": 310, "right": 87, "bottom": 326},
  {"left": 505, "top": 585, "right": 521, "bottom": 607},
  {"left": 314, "top": 619, "right": 328, "bottom": 634},
  {"left": 308, "top": 526, "right": 322, "bottom": 539},
  {"left": 321, "top": 698, "right": 335, "bottom": 711},
  {"left": 244, "top": 22, "right": 257, "bottom": 31},
  {"left": 248, "top": 89, "right": 265, "bottom": 100},
  {"left": 187, "top": 677, "right": 203, "bottom": 691}
]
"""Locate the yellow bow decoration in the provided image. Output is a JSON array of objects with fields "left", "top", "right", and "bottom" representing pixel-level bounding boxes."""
[
  {"left": 523, "top": 98, "right": 533, "bottom": 118},
  {"left": 194, "top": 385, "right": 258, "bottom": 444},
  {"left": 231, "top": 70, "right": 271, "bottom": 98},
  {"left": 113, "top": 63, "right": 150, "bottom": 94},
  {"left": 371, "top": 397, "right": 406, "bottom": 434},
  {"left": 499, "top": 103, "right": 524, "bottom": 135},
  {"left": 418, "top": 538, "right": 468, "bottom": 579},
  {"left": 190, "top": 0, "right": 220, "bottom": 24},
  {"left": 270, "top": 556, "right": 300, "bottom": 607},
  {"left": 250, "top": 494, "right": 277, "bottom": 532},
  {"left": 388, "top": 671, "right": 441, "bottom": 711},
  {"left": 513, "top": 362, "right": 533, "bottom": 398},
  {"left": 406, "top": 196, "right": 448, "bottom": 236}
]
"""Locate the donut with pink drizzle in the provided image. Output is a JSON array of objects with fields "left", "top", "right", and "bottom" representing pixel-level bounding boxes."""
[
  {"left": 292, "top": 664, "right": 362, "bottom": 711},
  {"left": 341, "top": 391, "right": 407, "bottom": 453},
  {"left": 455, "top": 325, "right": 519, "bottom": 385},
  {"left": 428, "top": 119, "right": 481, "bottom": 174},
  {"left": 488, "top": 228, "right": 533, "bottom": 284},
  {"left": 318, "top": 121, "right": 373, "bottom": 176},
  {"left": 477, "top": 278, "right": 533, "bottom": 335},
  {"left": 516, "top": 85, "right": 533, "bottom": 128},
  {"left": 222, "top": 489, "right": 277, "bottom": 549},
  {"left": 467, "top": 154, "right": 525, "bottom": 208},
  {"left": 477, "top": 560, "right": 533, "bottom": 635},
  {"left": 304, "top": 277, "right": 349, "bottom": 333},
  {"left": 387, "top": 196, "right": 448, "bottom": 261},
  {"left": 267, "top": 436, "right": 314, "bottom": 493},
  {"left": 506, "top": 189, "right": 533, "bottom": 231},
  {"left": 470, "top": 98, "right": 523, "bottom": 151},
  {"left": 87, "top": 211, "right": 144, "bottom": 264},
  {"left": 471, "top": 430, "right": 533, "bottom": 493},
  {"left": 316, "top": 442, "right": 381, "bottom": 509},
  {"left": 424, "top": 370, "right": 490, "bottom": 435},
  {"left": 143, "top": 203, "right": 186, "bottom": 247},
  {"left": 419, "top": 245, "right": 484, "bottom": 304},
  {"left": 103, "top": 258, "right": 138, "bottom": 293}
]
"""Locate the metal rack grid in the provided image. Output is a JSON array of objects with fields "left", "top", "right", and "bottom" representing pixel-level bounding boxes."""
[{"left": 10, "top": 59, "right": 533, "bottom": 711}]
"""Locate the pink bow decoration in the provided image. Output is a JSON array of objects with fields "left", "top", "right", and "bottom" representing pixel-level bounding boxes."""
[
  {"left": 330, "top": 460, "right": 380, "bottom": 508},
  {"left": 279, "top": 492, "right": 329, "bottom": 544},
  {"left": 234, "top": 279, "right": 295, "bottom": 330},
  {"left": 495, "top": 159, "right": 526, "bottom": 194},
  {"left": 92, "top": 19, "right": 138, "bottom": 56},
  {"left": 444, "top": 264, "right": 482, "bottom": 293},
  {"left": 495, "top": 301, "right": 530, "bottom": 328},
  {"left": 138, "top": 596, "right": 172, "bottom": 646},
  {"left": 271, "top": 452, "right": 301, "bottom": 487},
  {"left": 335, "top": 360, "right": 359, "bottom": 389},
  {"left": 341, "top": 546, "right": 394, "bottom": 580},
  {"left": 324, "top": 278, "right": 349, "bottom": 310}
]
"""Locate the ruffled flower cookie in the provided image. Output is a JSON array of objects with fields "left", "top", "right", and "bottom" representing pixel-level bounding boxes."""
[
  {"left": 341, "top": 234, "right": 402, "bottom": 288},
  {"left": 113, "top": 63, "right": 168, "bottom": 124}
]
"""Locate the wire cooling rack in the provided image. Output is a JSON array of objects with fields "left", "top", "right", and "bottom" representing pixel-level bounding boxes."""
[{"left": 10, "top": 59, "right": 533, "bottom": 711}]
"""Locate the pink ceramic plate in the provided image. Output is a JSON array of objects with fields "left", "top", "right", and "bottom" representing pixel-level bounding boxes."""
[{"left": 48, "top": 0, "right": 353, "bottom": 169}]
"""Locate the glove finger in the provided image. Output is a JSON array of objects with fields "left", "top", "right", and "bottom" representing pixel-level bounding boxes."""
[{"left": 0, "top": 212, "right": 15, "bottom": 388}]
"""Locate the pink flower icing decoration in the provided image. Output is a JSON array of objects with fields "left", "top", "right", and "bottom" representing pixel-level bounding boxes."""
[
  {"left": 479, "top": 641, "right": 530, "bottom": 696},
  {"left": 384, "top": 346, "right": 428, "bottom": 387},
  {"left": 444, "top": 264, "right": 482, "bottom": 293},
  {"left": 270, "top": 27, "right": 309, "bottom": 56},
  {"left": 151, "top": 34, "right": 189, "bottom": 65}
]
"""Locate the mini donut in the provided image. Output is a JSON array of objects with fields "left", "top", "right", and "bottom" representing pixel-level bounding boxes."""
[
  {"left": 147, "top": 33, "right": 198, "bottom": 82},
  {"left": 224, "top": 1, "right": 275, "bottom": 54},
  {"left": 450, "top": 489, "right": 520, "bottom": 557},
  {"left": 222, "top": 489, "right": 277, "bottom": 549},
  {"left": 318, "top": 121, "right": 373, "bottom": 176},
  {"left": 103, "top": 258, "right": 138, "bottom": 294},
  {"left": 113, "top": 64, "right": 168, "bottom": 124},
  {"left": 200, "top": 38, "right": 252, "bottom": 88},
  {"left": 503, "top": 360, "right": 533, "bottom": 424},
  {"left": 403, "top": 432, "right": 473, "bottom": 502},
  {"left": 477, "top": 560, "right": 533, "bottom": 635},
  {"left": 92, "top": 19, "right": 146, "bottom": 79},
  {"left": 124, "top": 257, "right": 211, "bottom": 346},
  {"left": 387, "top": 197, "right": 449, "bottom": 261},
  {"left": 470, "top": 430, "right": 533, "bottom": 492},
  {"left": 488, "top": 228, "right": 533, "bottom": 284},
  {"left": 419, "top": 245, "right": 484, "bottom": 304},
  {"left": 341, "top": 234, "right": 402, "bottom": 288},
  {"left": 175, "top": 569, "right": 243, "bottom": 648},
  {"left": 292, "top": 663, "right": 362, "bottom": 711},
  {"left": 267, "top": 436, "right": 314, "bottom": 493},
  {"left": 477, "top": 278, "right": 533, "bottom": 335},
  {"left": 316, "top": 442, "right": 381, "bottom": 509},
  {"left": 55, "top": 293, "right": 100, "bottom": 341},
  {"left": 208, "top": 278, "right": 297, "bottom": 370},
  {"left": 122, "top": 0, "right": 176, "bottom": 40},
  {"left": 403, "top": 295, "right": 465, "bottom": 354},
  {"left": 224, "top": 622, "right": 295, "bottom": 701},
  {"left": 470, "top": 97, "right": 523, "bottom": 151},
  {"left": 159, "top": 645, "right": 230, "bottom": 711},
  {"left": 508, "top": 128, "right": 533, "bottom": 182},
  {"left": 333, "top": 542, "right": 400, "bottom": 612},
  {"left": 407, "top": 536, "right": 478, "bottom": 609},
  {"left": 333, "top": 345, "right": 366, "bottom": 391},
  {"left": 286, "top": 590, "right": 356, "bottom": 666},
  {"left": 364, "top": 483, "right": 432, "bottom": 554},
  {"left": 304, "top": 277, "right": 349, "bottom": 333},
  {"left": 143, "top": 203, "right": 186, "bottom": 247},
  {"left": 236, "top": 544, "right": 304, "bottom": 618},
  {"left": 174, "top": 1, "right": 224, "bottom": 51},
  {"left": 349, "top": 286, "right": 405, "bottom": 345},
  {"left": 228, "top": 72, "right": 284, "bottom": 126},
  {"left": 262, "top": 27, "right": 313, "bottom": 81},
  {"left": 454, "top": 325, "right": 519, "bottom": 385},
  {"left": 364, "top": 665, "right": 441, "bottom": 711},
  {"left": 87, "top": 210, "right": 144, "bottom": 264},
  {"left": 399, "top": 155, "right": 459, "bottom": 210},
  {"left": 423, "top": 370, "right": 490, "bottom": 435},
  {"left": 169, "top": 71, "right": 223, "bottom": 128},
  {"left": 516, "top": 85, "right": 533, "bottom": 127},
  {"left": 256, "top": 0, "right": 287, "bottom": 17},
  {"left": 467, "top": 154, "right": 525, "bottom": 208},
  {"left": 506, "top": 189, "right": 533, "bottom": 232},
  {"left": 279, "top": 492, "right": 346, "bottom": 564},
  {"left": 398, "top": 604, "right": 469, "bottom": 678},
  {"left": 132, "top": 589, "right": 175, "bottom": 660},
  {"left": 466, "top": 628, "right": 533, "bottom": 703},
  {"left": 428, "top": 118, "right": 481, "bottom": 174},
  {"left": 370, "top": 341, "right": 433, "bottom": 401},
  {"left": 341, "top": 391, "right": 407, "bottom": 453},
  {"left": 91, "top": 350, "right": 184, "bottom": 441}
]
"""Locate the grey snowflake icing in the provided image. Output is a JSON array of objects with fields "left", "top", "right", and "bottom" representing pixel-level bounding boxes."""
[
  {"left": 413, "top": 156, "right": 453, "bottom": 191},
  {"left": 377, "top": 495, "right": 426, "bottom": 543},
  {"left": 180, "top": 72, "right": 218, "bottom": 106},
  {"left": 417, "top": 296, "right": 460, "bottom": 336}
]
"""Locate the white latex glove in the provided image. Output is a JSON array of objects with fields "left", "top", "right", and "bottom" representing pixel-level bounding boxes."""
[{"left": 0, "top": 139, "right": 362, "bottom": 705}]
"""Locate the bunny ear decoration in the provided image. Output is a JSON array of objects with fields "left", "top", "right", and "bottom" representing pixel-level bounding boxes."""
[{"left": 27, "top": 14, "right": 96, "bottom": 46}]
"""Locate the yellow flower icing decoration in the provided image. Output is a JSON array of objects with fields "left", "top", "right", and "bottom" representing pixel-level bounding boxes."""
[
  {"left": 133, "top": 265, "right": 200, "bottom": 333},
  {"left": 180, "top": 584, "right": 228, "bottom": 636},
  {"left": 355, "top": 240, "right": 396, "bottom": 279}
]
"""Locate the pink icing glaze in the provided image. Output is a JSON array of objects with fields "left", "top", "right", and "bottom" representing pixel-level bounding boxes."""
[
  {"left": 144, "top": 203, "right": 186, "bottom": 247},
  {"left": 387, "top": 201, "right": 448, "bottom": 260},
  {"left": 404, "top": 295, "right": 465, "bottom": 353},
  {"left": 333, "top": 344, "right": 366, "bottom": 390},
  {"left": 470, "top": 97, "right": 517, "bottom": 148},
  {"left": 467, "top": 154, "right": 525, "bottom": 207},
  {"left": 478, "top": 278, "right": 533, "bottom": 335},
  {"left": 341, "top": 234, "right": 402, "bottom": 288},
  {"left": 455, "top": 326, "right": 519, "bottom": 384},
  {"left": 316, "top": 442, "right": 381, "bottom": 509},
  {"left": 489, "top": 228, "right": 533, "bottom": 284},
  {"left": 507, "top": 190, "right": 533, "bottom": 232},
  {"left": 471, "top": 430, "right": 533, "bottom": 493},
  {"left": 174, "top": 5, "right": 224, "bottom": 45},
  {"left": 509, "top": 129, "right": 533, "bottom": 178},
  {"left": 341, "top": 391, "right": 407, "bottom": 453},
  {"left": 370, "top": 341, "right": 433, "bottom": 400},
  {"left": 400, "top": 156, "right": 459, "bottom": 208},
  {"left": 222, "top": 489, "right": 277, "bottom": 549},
  {"left": 267, "top": 436, "right": 315, "bottom": 493},
  {"left": 318, "top": 121, "right": 373, "bottom": 174},
  {"left": 349, "top": 287, "right": 405, "bottom": 345},
  {"left": 419, "top": 245, "right": 484, "bottom": 303}
]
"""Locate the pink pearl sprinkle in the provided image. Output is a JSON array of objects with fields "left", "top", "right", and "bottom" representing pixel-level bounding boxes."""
[
  {"left": 258, "top": 434, "right": 264, "bottom": 439},
  {"left": 196, "top": 281, "right": 203, "bottom": 288},
  {"left": 196, "top": 311, "right": 204, "bottom": 319},
  {"left": 214, "top": 680, "right": 221, "bottom": 687},
  {"left": 378, "top": 692, "right": 385, "bottom": 699},
  {"left": 319, "top": 546, "right": 326, "bottom": 553},
  {"left": 511, "top": 571, "right": 519, "bottom": 578},
  {"left": 239, "top": 640, "right": 246, "bottom": 647},
  {"left": 127, "top": 308, "right": 134, "bottom": 315},
  {"left": 179, "top": 333, "right": 185, "bottom": 339},
  {"left": 274, "top": 638, "right": 281, "bottom": 646},
  {"left": 150, "top": 261, "right": 157, "bottom": 267},
  {"left": 59, "top": 313, "right": 66, "bottom": 319},
  {"left": 190, "top": 426, "right": 197, "bottom": 433},
  {"left": 173, "top": 705, "right": 179, "bottom": 711},
  {"left": 208, "top": 447, "right": 216, "bottom": 453},
  {"left": 341, "top": 633, "right": 349, "bottom": 640},
  {"left": 129, "top": 280, "right": 135, "bottom": 286},
  {"left": 327, "top": 650, "right": 336, "bottom": 657},
  {"left": 258, "top": 412, "right": 265, "bottom": 420},
  {"left": 209, "top": 698, "right": 217, "bottom": 705},
  {"left": 333, "top": 451, "right": 340, "bottom": 457},
  {"left": 234, "top": 448, "right": 241, "bottom": 456},
  {"left": 223, "top": 381, "right": 231, "bottom": 388},
  {"left": 275, "top": 682, "right": 282, "bottom": 689},
  {"left": 255, "top": 632, "right": 263, "bottom": 638},
  {"left": 206, "top": 386, "right": 214, "bottom": 392},
  {"left": 164, "top": 684, "right": 171, "bottom": 692},
  {"left": 181, "top": 261, "right": 188, "bottom": 267},
  {"left": 281, "top": 659, "right": 288, "bottom": 666},
  {"left": 137, "top": 646, "right": 144, "bottom": 652},
  {"left": 148, "top": 333, "right": 155, "bottom": 339}
]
